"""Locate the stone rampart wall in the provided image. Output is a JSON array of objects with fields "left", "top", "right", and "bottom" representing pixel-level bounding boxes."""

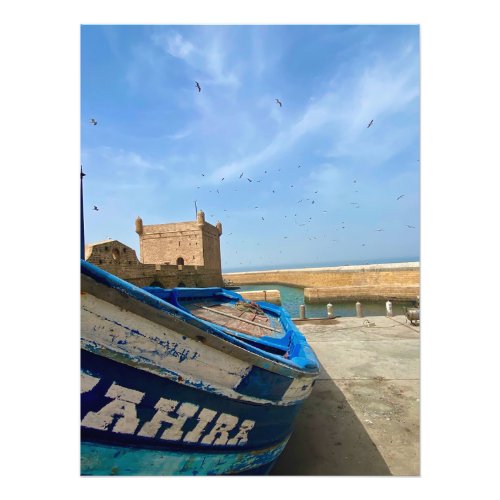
[{"left": 224, "top": 263, "right": 420, "bottom": 302}]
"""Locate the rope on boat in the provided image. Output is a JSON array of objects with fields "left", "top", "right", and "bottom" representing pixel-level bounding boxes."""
[{"left": 196, "top": 305, "right": 282, "bottom": 333}]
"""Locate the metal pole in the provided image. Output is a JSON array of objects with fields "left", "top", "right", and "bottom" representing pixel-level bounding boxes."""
[{"left": 80, "top": 166, "right": 85, "bottom": 260}]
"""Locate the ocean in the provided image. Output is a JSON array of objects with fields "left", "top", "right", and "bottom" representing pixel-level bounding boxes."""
[{"left": 222, "top": 256, "right": 419, "bottom": 273}]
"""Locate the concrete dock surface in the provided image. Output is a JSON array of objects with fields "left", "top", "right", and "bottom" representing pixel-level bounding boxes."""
[{"left": 271, "top": 314, "right": 420, "bottom": 476}]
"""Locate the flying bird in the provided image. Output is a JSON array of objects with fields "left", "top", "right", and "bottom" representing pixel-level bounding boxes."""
[
  {"left": 239, "top": 172, "right": 244, "bottom": 178},
  {"left": 89, "top": 119, "right": 97, "bottom": 126},
  {"left": 195, "top": 81, "right": 201, "bottom": 92},
  {"left": 275, "top": 99, "right": 282, "bottom": 107},
  {"left": 406, "top": 225, "right": 416, "bottom": 229},
  {"left": 298, "top": 165, "right": 302, "bottom": 168},
  {"left": 397, "top": 194, "right": 405, "bottom": 200},
  {"left": 247, "top": 178, "right": 252, "bottom": 182},
  {"left": 221, "top": 177, "right": 224, "bottom": 181},
  {"left": 367, "top": 119, "right": 373, "bottom": 128},
  {"left": 376, "top": 228, "right": 384, "bottom": 232},
  {"left": 93, "top": 205, "right": 99, "bottom": 211}
]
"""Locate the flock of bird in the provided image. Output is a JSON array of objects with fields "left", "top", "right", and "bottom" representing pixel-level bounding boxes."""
[{"left": 85, "top": 79, "right": 417, "bottom": 267}]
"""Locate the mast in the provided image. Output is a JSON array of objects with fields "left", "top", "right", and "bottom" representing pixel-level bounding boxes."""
[{"left": 81, "top": 166, "right": 85, "bottom": 259}]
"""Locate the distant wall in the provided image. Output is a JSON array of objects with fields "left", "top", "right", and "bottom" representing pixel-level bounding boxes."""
[
  {"left": 238, "top": 290, "right": 281, "bottom": 305},
  {"left": 85, "top": 240, "right": 223, "bottom": 288},
  {"left": 224, "top": 263, "right": 420, "bottom": 302}
]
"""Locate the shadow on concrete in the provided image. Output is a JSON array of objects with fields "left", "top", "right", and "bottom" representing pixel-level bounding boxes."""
[{"left": 270, "top": 362, "right": 391, "bottom": 476}]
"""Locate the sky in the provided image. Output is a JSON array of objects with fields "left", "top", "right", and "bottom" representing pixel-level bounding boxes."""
[{"left": 81, "top": 25, "right": 420, "bottom": 271}]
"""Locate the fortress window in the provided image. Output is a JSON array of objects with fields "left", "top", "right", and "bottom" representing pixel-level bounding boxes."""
[
  {"left": 104, "top": 246, "right": 109, "bottom": 251},
  {"left": 123, "top": 247, "right": 127, "bottom": 253},
  {"left": 177, "top": 257, "right": 185, "bottom": 266},
  {"left": 99, "top": 259, "right": 103, "bottom": 264},
  {"left": 112, "top": 248, "right": 120, "bottom": 261}
]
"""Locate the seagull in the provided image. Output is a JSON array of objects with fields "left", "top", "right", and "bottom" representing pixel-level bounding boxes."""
[
  {"left": 195, "top": 81, "right": 201, "bottom": 92},
  {"left": 89, "top": 119, "right": 97, "bottom": 126},
  {"left": 261, "top": 217, "right": 265, "bottom": 221},
  {"left": 367, "top": 119, "right": 373, "bottom": 128},
  {"left": 201, "top": 173, "right": 205, "bottom": 177},
  {"left": 239, "top": 172, "right": 244, "bottom": 178},
  {"left": 376, "top": 228, "right": 384, "bottom": 232},
  {"left": 397, "top": 194, "right": 405, "bottom": 200},
  {"left": 247, "top": 178, "right": 252, "bottom": 182},
  {"left": 406, "top": 225, "right": 416, "bottom": 229},
  {"left": 298, "top": 165, "right": 301, "bottom": 168},
  {"left": 221, "top": 177, "right": 224, "bottom": 181},
  {"left": 276, "top": 99, "right": 282, "bottom": 107},
  {"left": 93, "top": 205, "right": 99, "bottom": 211}
]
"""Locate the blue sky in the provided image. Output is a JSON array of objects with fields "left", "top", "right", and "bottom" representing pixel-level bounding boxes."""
[{"left": 81, "top": 25, "right": 420, "bottom": 271}]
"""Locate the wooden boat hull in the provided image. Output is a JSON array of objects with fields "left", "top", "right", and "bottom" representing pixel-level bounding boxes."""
[{"left": 81, "top": 260, "right": 319, "bottom": 475}]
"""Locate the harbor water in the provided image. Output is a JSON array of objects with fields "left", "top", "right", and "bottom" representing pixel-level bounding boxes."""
[{"left": 235, "top": 284, "right": 416, "bottom": 318}]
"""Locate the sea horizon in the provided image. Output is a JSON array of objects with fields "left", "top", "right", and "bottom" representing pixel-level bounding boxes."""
[{"left": 222, "top": 255, "right": 420, "bottom": 274}]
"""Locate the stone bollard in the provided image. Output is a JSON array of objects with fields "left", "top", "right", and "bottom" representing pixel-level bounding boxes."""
[
  {"left": 299, "top": 304, "right": 306, "bottom": 320},
  {"left": 327, "top": 303, "right": 334, "bottom": 318},
  {"left": 386, "top": 300, "right": 393, "bottom": 317},
  {"left": 356, "top": 301, "right": 363, "bottom": 318}
]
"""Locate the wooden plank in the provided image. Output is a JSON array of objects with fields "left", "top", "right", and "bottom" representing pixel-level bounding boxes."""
[{"left": 196, "top": 305, "right": 281, "bottom": 333}]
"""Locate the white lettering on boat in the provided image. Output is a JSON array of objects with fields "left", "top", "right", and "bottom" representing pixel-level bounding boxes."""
[
  {"left": 81, "top": 377, "right": 255, "bottom": 446},
  {"left": 81, "top": 382, "right": 145, "bottom": 434}
]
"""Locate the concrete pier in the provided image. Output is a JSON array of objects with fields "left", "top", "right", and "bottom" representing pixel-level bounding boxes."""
[{"left": 271, "top": 314, "right": 420, "bottom": 476}]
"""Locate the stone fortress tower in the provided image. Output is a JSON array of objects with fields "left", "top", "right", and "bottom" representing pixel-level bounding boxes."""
[
  {"left": 84, "top": 211, "right": 224, "bottom": 288},
  {"left": 135, "top": 210, "right": 222, "bottom": 273}
]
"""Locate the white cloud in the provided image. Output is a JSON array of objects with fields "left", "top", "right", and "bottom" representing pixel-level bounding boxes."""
[
  {"left": 151, "top": 30, "right": 239, "bottom": 89},
  {"left": 163, "top": 33, "right": 194, "bottom": 59},
  {"left": 209, "top": 49, "right": 418, "bottom": 182},
  {"left": 165, "top": 128, "right": 192, "bottom": 141}
]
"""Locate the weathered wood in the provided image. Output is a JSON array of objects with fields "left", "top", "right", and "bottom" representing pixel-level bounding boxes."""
[{"left": 196, "top": 305, "right": 281, "bottom": 333}]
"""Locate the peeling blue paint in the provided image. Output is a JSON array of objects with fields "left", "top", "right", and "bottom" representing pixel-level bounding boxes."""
[{"left": 81, "top": 439, "right": 287, "bottom": 475}]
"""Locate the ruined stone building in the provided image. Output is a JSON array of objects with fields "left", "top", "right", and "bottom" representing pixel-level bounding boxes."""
[{"left": 84, "top": 210, "right": 224, "bottom": 288}]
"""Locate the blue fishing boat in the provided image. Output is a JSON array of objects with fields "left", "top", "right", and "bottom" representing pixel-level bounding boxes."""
[{"left": 81, "top": 260, "right": 320, "bottom": 475}]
